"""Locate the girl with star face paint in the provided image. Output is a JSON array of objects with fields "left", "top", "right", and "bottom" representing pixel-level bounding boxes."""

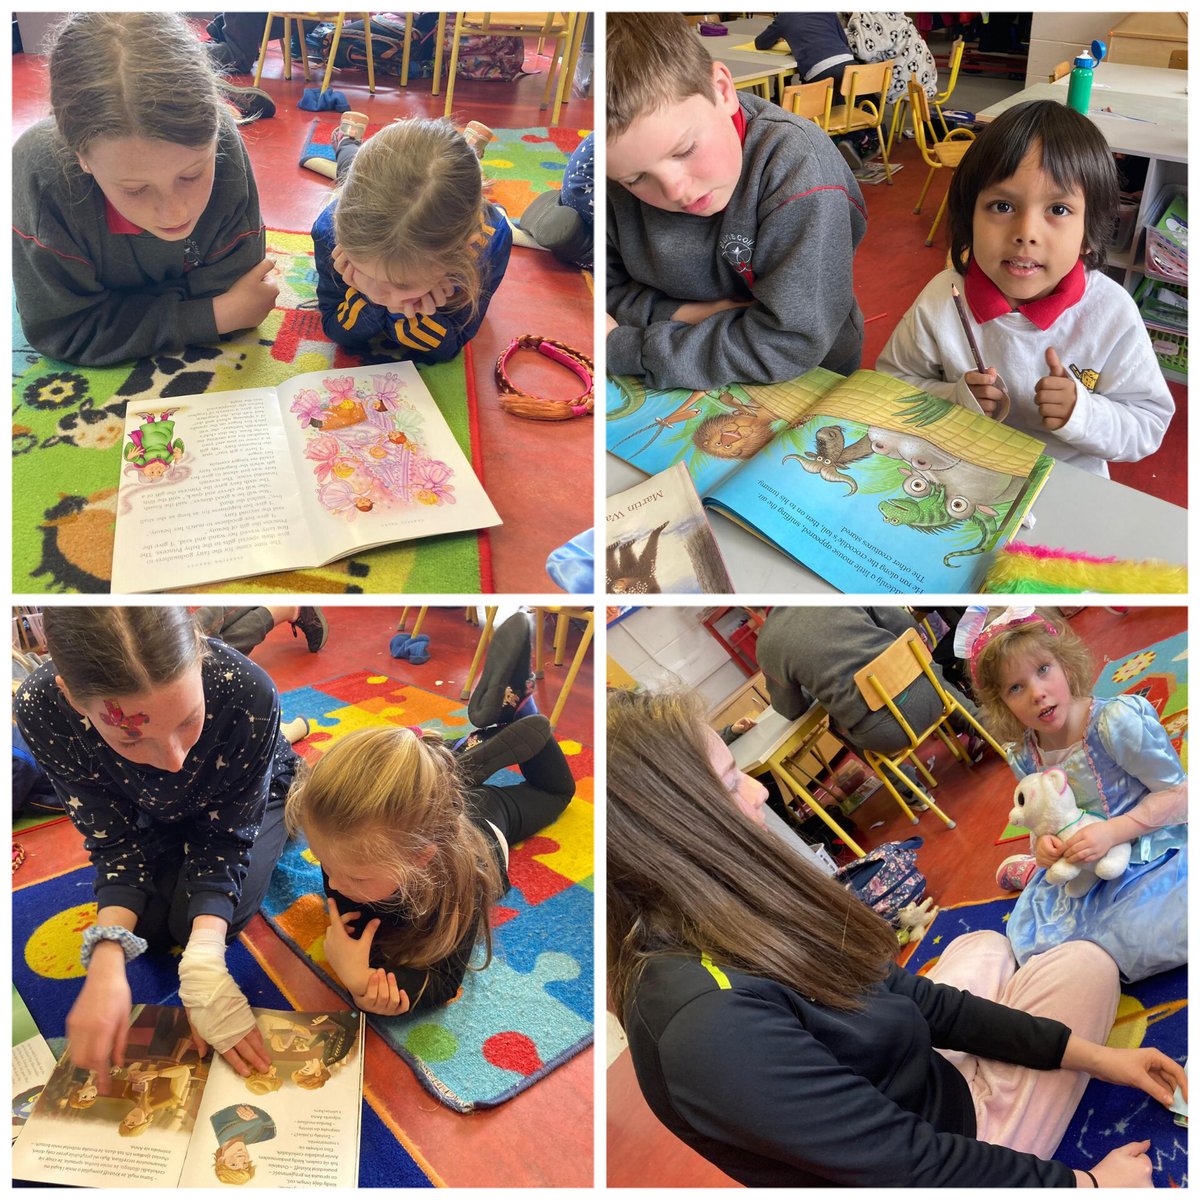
[{"left": 14, "top": 607, "right": 297, "bottom": 1094}]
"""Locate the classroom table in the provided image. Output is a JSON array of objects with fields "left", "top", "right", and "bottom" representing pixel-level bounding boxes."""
[
  {"left": 975, "top": 73, "right": 1186, "bottom": 163},
  {"left": 730, "top": 704, "right": 867, "bottom": 858},
  {"left": 691, "top": 17, "right": 797, "bottom": 101},
  {"left": 607, "top": 452, "right": 1187, "bottom": 595}
]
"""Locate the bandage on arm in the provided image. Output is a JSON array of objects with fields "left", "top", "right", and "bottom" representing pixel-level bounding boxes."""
[{"left": 176, "top": 928, "right": 256, "bottom": 1054}]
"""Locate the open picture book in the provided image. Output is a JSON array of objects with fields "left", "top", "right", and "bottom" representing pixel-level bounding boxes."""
[
  {"left": 12, "top": 1004, "right": 363, "bottom": 1189},
  {"left": 607, "top": 367, "right": 1054, "bottom": 593},
  {"left": 111, "top": 363, "right": 501, "bottom": 592}
]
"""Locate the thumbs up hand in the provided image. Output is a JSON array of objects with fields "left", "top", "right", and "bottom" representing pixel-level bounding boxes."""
[{"left": 1035, "top": 346, "right": 1077, "bottom": 431}]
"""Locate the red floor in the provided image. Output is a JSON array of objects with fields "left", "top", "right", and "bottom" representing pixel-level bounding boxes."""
[
  {"left": 15, "top": 606, "right": 595, "bottom": 1187},
  {"left": 607, "top": 605, "right": 1186, "bottom": 1187},
  {"left": 852, "top": 140, "right": 1187, "bottom": 507},
  {"left": 12, "top": 36, "right": 596, "bottom": 592}
]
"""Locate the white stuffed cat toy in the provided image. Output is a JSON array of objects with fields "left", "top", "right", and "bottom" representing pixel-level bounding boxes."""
[{"left": 1010, "top": 769, "right": 1131, "bottom": 897}]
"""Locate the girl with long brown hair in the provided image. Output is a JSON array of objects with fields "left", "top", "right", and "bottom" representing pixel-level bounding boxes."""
[{"left": 608, "top": 687, "right": 1183, "bottom": 1188}]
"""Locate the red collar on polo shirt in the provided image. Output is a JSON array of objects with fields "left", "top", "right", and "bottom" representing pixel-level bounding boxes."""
[
  {"left": 732, "top": 105, "right": 747, "bottom": 145},
  {"left": 963, "top": 257, "right": 1086, "bottom": 331},
  {"left": 105, "top": 198, "right": 144, "bottom": 236}
]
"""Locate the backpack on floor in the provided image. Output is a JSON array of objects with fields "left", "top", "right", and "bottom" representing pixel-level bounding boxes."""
[{"left": 833, "top": 836, "right": 926, "bottom": 926}]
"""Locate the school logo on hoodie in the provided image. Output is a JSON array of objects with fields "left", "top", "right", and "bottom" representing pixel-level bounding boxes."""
[{"left": 719, "top": 233, "right": 755, "bottom": 288}]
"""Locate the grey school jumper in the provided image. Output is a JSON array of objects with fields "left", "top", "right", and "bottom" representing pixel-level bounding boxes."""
[
  {"left": 13, "top": 116, "right": 265, "bottom": 366},
  {"left": 607, "top": 92, "right": 867, "bottom": 390}
]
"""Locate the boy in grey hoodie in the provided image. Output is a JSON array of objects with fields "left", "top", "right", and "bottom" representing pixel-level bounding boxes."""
[{"left": 607, "top": 14, "right": 867, "bottom": 392}]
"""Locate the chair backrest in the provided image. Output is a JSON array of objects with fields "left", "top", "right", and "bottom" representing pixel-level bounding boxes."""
[
  {"left": 853, "top": 628, "right": 934, "bottom": 713},
  {"left": 938, "top": 36, "right": 965, "bottom": 98},
  {"left": 781, "top": 77, "right": 833, "bottom": 127},
  {"left": 907, "top": 78, "right": 938, "bottom": 165},
  {"left": 1051, "top": 59, "right": 1071, "bottom": 82},
  {"left": 840, "top": 59, "right": 893, "bottom": 111},
  {"left": 1169, "top": 48, "right": 1187, "bottom": 69}
]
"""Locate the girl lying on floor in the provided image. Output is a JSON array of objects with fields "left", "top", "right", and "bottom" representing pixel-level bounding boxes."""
[
  {"left": 607, "top": 688, "right": 1185, "bottom": 1188},
  {"left": 286, "top": 612, "right": 575, "bottom": 1013}
]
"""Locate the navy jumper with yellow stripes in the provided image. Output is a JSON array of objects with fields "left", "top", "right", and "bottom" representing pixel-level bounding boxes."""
[{"left": 312, "top": 200, "right": 511, "bottom": 363}]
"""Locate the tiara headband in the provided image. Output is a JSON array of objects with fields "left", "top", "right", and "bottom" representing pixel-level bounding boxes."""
[{"left": 961, "top": 605, "right": 1059, "bottom": 683}]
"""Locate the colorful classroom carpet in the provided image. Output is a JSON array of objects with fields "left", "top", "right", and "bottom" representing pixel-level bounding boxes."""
[
  {"left": 11, "top": 230, "right": 489, "bottom": 595},
  {"left": 298, "top": 121, "right": 587, "bottom": 221},
  {"left": 260, "top": 671, "right": 594, "bottom": 1112},
  {"left": 995, "top": 631, "right": 1188, "bottom": 843},
  {"left": 12, "top": 865, "right": 433, "bottom": 1187},
  {"left": 904, "top": 897, "right": 1188, "bottom": 1187}
]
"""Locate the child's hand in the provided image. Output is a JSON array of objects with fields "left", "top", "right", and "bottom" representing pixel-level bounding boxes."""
[
  {"left": 213, "top": 257, "right": 279, "bottom": 334},
  {"left": 1034, "top": 833, "right": 1065, "bottom": 869},
  {"left": 964, "top": 368, "right": 1008, "bottom": 417},
  {"left": 729, "top": 716, "right": 757, "bottom": 735},
  {"left": 671, "top": 298, "right": 754, "bottom": 324},
  {"left": 392, "top": 280, "right": 454, "bottom": 321},
  {"left": 1062, "top": 820, "right": 1119, "bottom": 864},
  {"left": 1035, "top": 347, "right": 1077, "bottom": 431},
  {"left": 1089, "top": 1045, "right": 1187, "bottom": 1107},
  {"left": 354, "top": 968, "right": 411, "bottom": 1017},
  {"left": 324, "top": 896, "right": 378, "bottom": 997}
]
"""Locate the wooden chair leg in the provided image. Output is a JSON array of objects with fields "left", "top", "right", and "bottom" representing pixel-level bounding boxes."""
[
  {"left": 459, "top": 606, "right": 497, "bottom": 699},
  {"left": 281, "top": 17, "right": 294, "bottom": 81},
  {"left": 444, "top": 17, "right": 465, "bottom": 117},
  {"left": 321, "top": 15, "right": 342, "bottom": 93},
  {"left": 432, "top": 12, "right": 447, "bottom": 97},
  {"left": 549, "top": 613, "right": 593, "bottom": 730},
  {"left": 533, "top": 607, "right": 546, "bottom": 680},
  {"left": 253, "top": 15, "right": 274, "bottom": 87},
  {"left": 361, "top": 12, "right": 375, "bottom": 93},
  {"left": 400, "top": 11, "right": 413, "bottom": 86}
]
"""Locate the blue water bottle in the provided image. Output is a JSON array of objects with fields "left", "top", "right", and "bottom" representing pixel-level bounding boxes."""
[{"left": 1067, "top": 39, "right": 1106, "bottom": 115}]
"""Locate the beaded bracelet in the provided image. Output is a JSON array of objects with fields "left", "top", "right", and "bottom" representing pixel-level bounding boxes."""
[{"left": 495, "top": 335, "right": 594, "bottom": 421}]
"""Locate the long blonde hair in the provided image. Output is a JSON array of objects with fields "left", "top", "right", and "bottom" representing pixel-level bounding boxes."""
[
  {"left": 334, "top": 119, "right": 488, "bottom": 315},
  {"left": 285, "top": 727, "right": 505, "bottom": 968}
]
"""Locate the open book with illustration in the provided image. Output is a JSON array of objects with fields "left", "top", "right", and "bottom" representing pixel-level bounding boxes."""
[
  {"left": 12, "top": 1004, "right": 363, "bottom": 1189},
  {"left": 12, "top": 987, "right": 56, "bottom": 1144},
  {"left": 607, "top": 368, "right": 1054, "bottom": 593},
  {"left": 111, "top": 363, "right": 501, "bottom": 592}
]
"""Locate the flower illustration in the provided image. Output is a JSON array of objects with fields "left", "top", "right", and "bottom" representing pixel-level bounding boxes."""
[
  {"left": 290, "top": 388, "right": 326, "bottom": 429},
  {"left": 1112, "top": 650, "right": 1156, "bottom": 683},
  {"left": 304, "top": 433, "right": 343, "bottom": 483},
  {"left": 410, "top": 456, "right": 455, "bottom": 505},
  {"left": 324, "top": 376, "right": 359, "bottom": 403},
  {"left": 25, "top": 371, "right": 88, "bottom": 411},
  {"left": 371, "top": 372, "right": 404, "bottom": 407}
]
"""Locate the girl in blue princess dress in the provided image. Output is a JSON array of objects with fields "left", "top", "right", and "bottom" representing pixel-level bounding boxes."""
[{"left": 969, "top": 607, "right": 1186, "bottom": 982}]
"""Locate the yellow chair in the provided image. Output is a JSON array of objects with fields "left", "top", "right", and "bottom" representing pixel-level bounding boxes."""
[
  {"left": 887, "top": 35, "right": 964, "bottom": 155},
  {"left": 533, "top": 606, "right": 594, "bottom": 729},
  {"left": 853, "top": 628, "right": 1005, "bottom": 831},
  {"left": 433, "top": 13, "right": 578, "bottom": 126},
  {"left": 780, "top": 78, "right": 834, "bottom": 128},
  {"left": 397, "top": 606, "right": 428, "bottom": 637},
  {"left": 909, "top": 78, "right": 976, "bottom": 246},
  {"left": 253, "top": 12, "right": 376, "bottom": 95},
  {"left": 826, "top": 60, "right": 895, "bottom": 183}
]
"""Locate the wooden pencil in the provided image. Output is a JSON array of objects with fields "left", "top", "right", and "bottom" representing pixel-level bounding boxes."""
[{"left": 950, "top": 283, "right": 987, "bottom": 374}]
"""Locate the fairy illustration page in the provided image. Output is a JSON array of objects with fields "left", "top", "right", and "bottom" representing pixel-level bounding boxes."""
[{"left": 110, "top": 364, "right": 499, "bottom": 592}]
